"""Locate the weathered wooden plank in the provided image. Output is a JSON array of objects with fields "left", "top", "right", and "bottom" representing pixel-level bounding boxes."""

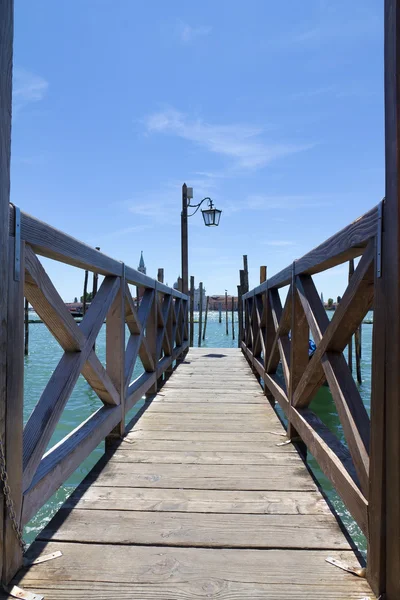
[
  {"left": 108, "top": 450, "right": 302, "bottom": 465},
  {"left": 85, "top": 462, "right": 316, "bottom": 491},
  {"left": 154, "top": 393, "right": 267, "bottom": 402},
  {"left": 146, "top": 402, "right": 270, "bottom": 413},
  {"left": 16, "top": 543, "right": 373, "bottom": 599},
  {"left": 38, "top": 509, "right": 351, "bottom": 550},
  {"left": 8, "top": 581, "right": 374, "bottom": 600},
  {"left": 64, "top": 487, "right": 328, "bottom": 514},
  {"left": 120, "top": 438, "right": 296, "bottom": 453},
  {"left": 125, "top": 430, "right": 288, "bottom": 442},
  {"left": 133, "top": 417, "right": 280, "bottom": 432}
]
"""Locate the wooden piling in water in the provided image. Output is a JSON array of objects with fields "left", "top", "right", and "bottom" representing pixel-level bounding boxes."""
[
  {"left": 189, "top": 276, "right": 194, "bottom": 347},
  {"left": 231, "top": 296, "right": 235, "bottom": 340},
  {"left": 82, "top": 270, "right": 88, "bottom": 315},
  {"left": 24, "top": 298, "right": 29, "bottom": 356},
  {"left": 225, "top": 290, "right": 229, "bottom": 335},
  {"left": 92, "top": 247, "right": 100, "bottom": 300},
  {"left": 237, "top": 283, "right": 243, "bottom": 347},
  {"left": 198, "top": 282, "right": 203, "bottom": 347},
  {"left": 202, "top": 296, "right": 209, "bottom": 340},
  {"left": 218, "top": 302, "right": 222, "bottom": 323}
]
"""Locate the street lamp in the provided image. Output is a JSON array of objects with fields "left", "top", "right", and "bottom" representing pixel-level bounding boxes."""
[{"left": 181, "top": 183, "right": 222, "bottom": 295}]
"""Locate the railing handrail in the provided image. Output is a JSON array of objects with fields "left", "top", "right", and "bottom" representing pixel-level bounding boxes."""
[
  {"left": 243, "top": 203, "right": 380, "bottom": 298},
  {"left": 240, "top": 202, "right": 381, "bottom": 592},
  {"left": 9, "top": 204, "right": 188, "bottom": 300}
]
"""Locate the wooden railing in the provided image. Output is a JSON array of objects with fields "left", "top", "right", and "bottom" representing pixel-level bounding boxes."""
[
  {"left": 241, "top": 203, "right": 381, "bottom": 589},
  {"left": 3, "top": 204, "right": 189, "bottom": 581}
]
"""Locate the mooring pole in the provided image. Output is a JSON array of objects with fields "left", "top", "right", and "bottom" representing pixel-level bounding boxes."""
[
  {"left": 231, "top": 296, "right": 235, "bottom": 340},
  {"left": 202, "top": 295, "right": 209, "bottom": 341},
  {"left": 198, "top": 282, "right": 203, "bottom": 347},
  {"left": 225, "top": 290, "right": 228, "bottom": 335},
  {"left": 24, "top": 298, "right": 29, "bottom": 356},
  {"left": 189, "top": 275, "right": 194, "bottom": 346}
]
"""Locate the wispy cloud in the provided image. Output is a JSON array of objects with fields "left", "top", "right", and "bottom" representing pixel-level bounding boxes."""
[
  {"left": 144, "top": 108, "right": 314, "bottom": 170},
  {"left": 13, "top": 68, "right": 48, "bottom": 114},
  {"left": 178, "top": 21, "right": 212, "bottom": 43}
]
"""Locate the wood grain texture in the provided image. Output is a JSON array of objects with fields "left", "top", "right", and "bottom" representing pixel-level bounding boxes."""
[
  {"left": 0, "top": 0, "right": 13, "bottom": 582},
  {"left": 38, "top": 509, "right": 351, "bottom": 550},
  {"left": 9, "top": 347, "right": 375, "bottom": 599},
  {"left": 64, "top": 487, "right": 328, "bottom": 514},
  {"left": 3, "top": 241, "right": 24, "bottom": 582},
  {"left": 84, "top": 461, "right": 317, "bottom": 491},
  {"left": 15, "top": 543, "right": 373, "bottom": 600}
]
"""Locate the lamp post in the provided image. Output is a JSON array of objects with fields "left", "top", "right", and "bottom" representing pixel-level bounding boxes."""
[{"left": 181, "top": 183, "right": 222, "bottom": 295}]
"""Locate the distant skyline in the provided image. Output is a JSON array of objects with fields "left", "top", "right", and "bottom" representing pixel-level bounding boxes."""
[{"left": 11, "top": 1, "right": 383, "bottom": 301}]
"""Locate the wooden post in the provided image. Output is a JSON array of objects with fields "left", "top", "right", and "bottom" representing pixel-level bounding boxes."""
[
  {"left": 240, "top": 269, "right": 247, "bottom": 342},
  {"left": 218, "top": 302, "right": 222, "bottom": 323},
  {"left": 237, "top": 284, "right": 243, "bottom": 347},
  {"left": 105, "top": 267, "right": 125, "bottom": 441},
  {"left": 260, "top": 265, "right": 267, "bottom": 285},
  {"left": 355, "top": 324, "right": 362, "bottom": 384},
  {"left": 243, "top": 255, "right": 249, "bottom": 293},
  {"left": 181, "top": 183, "right": 189, "bottom": 295},
  {"left": 178, "top": 277, "right": 183, "bottom": 293},
  {"left": 368, "top": 3, "right": 400, "bottom": 597},
  {"left": 24, "top": 298, "right": 29, "bottom": 356},
  {"left": 198, "top": 282, "right": 203, "bottom": 347},
  {"left": 225, "top": 290, "right": 228, "bottom": 335},
  {"left": 2, "top": 239, "right": 24, "bottom": 583},
  {"left": 0, "top": 3, "right": 24, "bottom": 582},
  {"left": 288, "top": 262, "right": 308, "bottom": 441},
  {"left": 202, "top": 296, "right": 209, "bottom": 341},
  {"left": 348, "top": 259, "right": 354, "bottom": 373},
  {"left": 82, "top": 270, "right": 88, "bottom": 315},
  {"left": 231, "top": 296, "right": 235, "bottom": 340},
  {"left": 189, "top": 276, "right": 194, "bottom": 347},
  {"left": 157, "top": 268, "right": 164, "bottom": 283},
  {"left": 91, "top": 247, "right": 100, "bottom": 301}
]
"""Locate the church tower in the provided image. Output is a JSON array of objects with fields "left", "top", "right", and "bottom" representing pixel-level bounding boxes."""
[{"left": 138, "top": 251, "right": 146, "bottom": 275}]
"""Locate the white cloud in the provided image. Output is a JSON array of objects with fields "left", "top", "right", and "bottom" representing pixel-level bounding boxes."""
[
  {"left": 144, "top": 109, "right": 313, "bottom": 170},
  {"left": 13, "top": 68, "right": 48, "bottom": 114},
  {"left": 178, "top": 22, "right": 212, "bottom": 43}
]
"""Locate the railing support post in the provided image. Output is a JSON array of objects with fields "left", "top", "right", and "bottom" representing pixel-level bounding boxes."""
[
  {"left": 106, "top": 266, "right": 126, "bottom": 443},
  {"left": 368, "top": 3, "right": 400, "bottom": 597},
  {"left": 2, "top": 239, "right": 25, "bottom": 583}
]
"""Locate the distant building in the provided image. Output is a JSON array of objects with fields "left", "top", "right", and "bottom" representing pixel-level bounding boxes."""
[
  {"left": 194, "top": 285, "right": 206, "bottom": 310},
  {"left": 173, "top": 277, "right": 206, "bottom": 309}
]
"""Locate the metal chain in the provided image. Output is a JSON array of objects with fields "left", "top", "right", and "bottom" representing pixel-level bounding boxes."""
[{"left": 0, "top": 438, "right": 26, "bottom": 552}]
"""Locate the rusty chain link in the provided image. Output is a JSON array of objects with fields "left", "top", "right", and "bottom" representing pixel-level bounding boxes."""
[{"left": 0, "top": 438, "right": 26, "bottom": 552}]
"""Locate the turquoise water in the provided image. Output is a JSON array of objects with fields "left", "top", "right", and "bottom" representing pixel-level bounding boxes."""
[{"left": 24, "top": 310, "right": 371, "bottom": 557}]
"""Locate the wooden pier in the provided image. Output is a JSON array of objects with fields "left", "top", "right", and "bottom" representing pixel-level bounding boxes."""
[
  {"left": 8, "top": 349, "right": 374, "bottom": 599},
  {"left": 2, "top": 1, "right": 400, "bottom": 598}
]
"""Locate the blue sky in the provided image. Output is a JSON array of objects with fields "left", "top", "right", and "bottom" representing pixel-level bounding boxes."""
[{"left": 11, "top": 0, "right": 383, "bottom": 301}]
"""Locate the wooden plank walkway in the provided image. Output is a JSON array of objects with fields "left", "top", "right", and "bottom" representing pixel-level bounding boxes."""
[{"left": 9, "top": 349, "right": 374, "bottom": 599}]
